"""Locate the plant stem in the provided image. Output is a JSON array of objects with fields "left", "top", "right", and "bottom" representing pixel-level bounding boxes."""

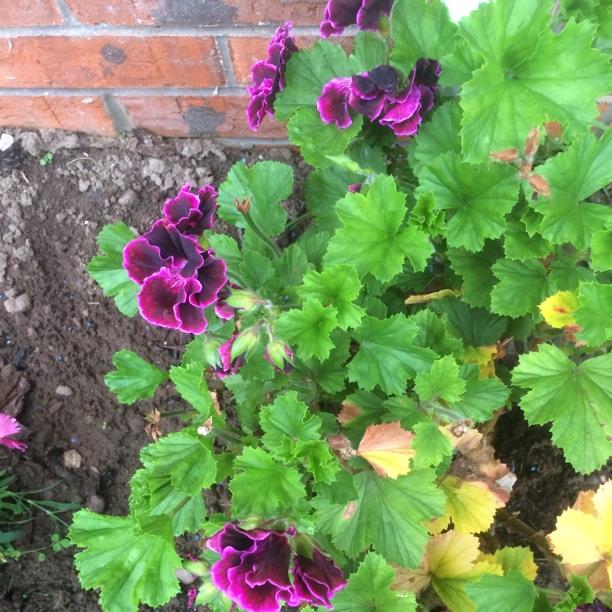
[
  {"left": 283, "top": 212, "right": 313, "bottom": 233},
  {"left": 240, "top": 210, "right": 282, "bottom": 258}
]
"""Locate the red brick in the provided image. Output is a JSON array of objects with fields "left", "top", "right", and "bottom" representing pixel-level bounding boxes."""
[
  {"left": 0, "top": 96, "right": 116, "bottom": 135},
  {"left": 64, "top": 0, "right": 325, "bottom": 26},
  {"left": 0, "top": 36, "right": 223, "bottom": 88},
  {"left": 229, "top": 36, "right": 353, "bottom": 85},
  {"left": 119, "top": 95, "right": 287, "bottom": 139},
  {"left": 64, "top": 0, "right": 158, "bottom": 25},
  {"left": 0, "top": 0, "right": 62, "bottom": 27}
]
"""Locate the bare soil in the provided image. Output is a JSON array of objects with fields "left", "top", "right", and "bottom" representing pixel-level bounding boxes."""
[{"left": 0, "top": 129, "right": 608, "bottom": 611}]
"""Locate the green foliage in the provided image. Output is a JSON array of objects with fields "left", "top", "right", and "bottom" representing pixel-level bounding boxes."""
[
  {"left": 466, "top": 570, "right": 538, "bottom": 612},
  {"left": 104, "top": 350, "right": 167, "bottom": 405},
  {"left": 88, "top": 223, "right": 139, "bottom": 316},
  {"left": 513, "top": 344, "right": 612, "bottom": 473},
  {"left": 414, "top": 355, "right": 466, "bottom": 403},
  {"left": 332, "top": 552, "right": 417, "bottom": 611},
  {"left": 168, "top": 362, "right": 212, "bottom": 416}
]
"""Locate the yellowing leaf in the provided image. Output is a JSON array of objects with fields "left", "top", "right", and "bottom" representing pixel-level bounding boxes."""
[
  {"left": 356, "top": 421, "right": 415, "bottom": 479},
  {"left": 548, "top": 480, "right": 612, "bottom": 592},
  {"left": 429, "top": 476, "right": 503, "bottom": 535},
  {"left": 459, "top": 345, "right": 498, "bottom": 378},
  {"left": 538, "top": 291, "right": 578, "bottom": 328},
  {"left": 482, "top": 546, "right": 538, "bottom": 581},
  {"left": 428, "top": 531, "right": 502, "bottom": 612}
]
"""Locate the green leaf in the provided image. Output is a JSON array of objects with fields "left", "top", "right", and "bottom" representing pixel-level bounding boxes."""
[
  {"left": 461, "top": 16, "right": 611, "bottom": 162},
  {"left": 390, "top": 0, "right": 458, "bottom": 72},
  {"left": 490, "top": 258, "right": 552, "bottom": 317},
  {"left": 296, "top": 331, "right": 350, "bottom": 394},
  {"left": 299, "top": 265, "right": 365, "bottom": 329},
  {"left": 416, "top": 152, "right": 519, "bottom": 252},
  {"left": 168, "top": 362, "right": 211, "bottom": 416},
  {"left": 535, "top": 132, "right": 612, "bottom": 249},
  {"left": 409, "top": 309, "right": 463, "bottom": 356},
  {"left": 350, "top": 32, "right": 387, "bottom": 72},
  {"left": 466, "top": 570, "right": 538, "bottom": 612},
  {"left": 454, "top": 365, "right": 510, "bottom": 423},
  {"left": 276, "top": 297, "right": 339, "bottom": 361},
  {"left": 591, "top": 227, "right": 612, "bottom": 272},
  {"left": 332, "top": 552, "right": 417, "bottom": 611},
  {"left": 87, "top": 222, "right": 139, "bottom": 316},
  {"left": 275, "top": 40, "right": 352, "bottom": 120},
  {"left": 140, "top": 431, "right": 217, "bottom": 495},
  {"left": 274, "top": 243, "right": 310, "bottom": 288},
  {"left": 287, "top": 108, "right": 363, "bottom": 168},
  {"left": 553, "top": 575, "right": 595, "bottom": 612},
  {"left": 412, "top": 421, "right": 454, "bottom": 469},
  {"left": 349, "top": 315, "right": 437, "bottom": 395},
  {"left": 104, "top": 350, "right": 167, "bottom": 405},
  {"left": 218, "top": 161, "right": 293, "bottom": 235},
  {"left": 205, "top": 234, "right": 242, "bottom": 279},
  {"left": 504, "top": 220, "right": 552, "bottom": 261},
  {"left": 575, "top": 282, "right": 612, "bottom": 347},
  {"left": 414, "top": 355, "right": 466, "bottom": 404},
  {"left": 447, "top": 241, "right": 504, "bottom": 308},
  {"left": 408, "top": 101, "right": 462, "bottom": 174},
  {"left": 549, "top": 253, "right": 595, "bottom": 292},
  {"left": 314, "top": 470, "right": 445, "bottom": 567},
  {"left": 513, "top": 345, "right": 612, "bottom": 473},
  {"left": 229, "top": 447, "right": 306, "bottom": 518},
  {"left": 70, "top": 510, "right": 181, "bottom": 611},
  {"left": 326, "top": 175, "right": 433, "bottom": 281}
]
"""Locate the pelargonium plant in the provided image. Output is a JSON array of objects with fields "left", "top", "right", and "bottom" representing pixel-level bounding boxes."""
[{"left": 72, "top": 0, "right": 612, "bottom": 611}]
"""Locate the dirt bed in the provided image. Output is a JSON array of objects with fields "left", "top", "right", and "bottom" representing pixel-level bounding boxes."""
[{"left": 0, "top": 129, "right": 608, "bottom": 611}]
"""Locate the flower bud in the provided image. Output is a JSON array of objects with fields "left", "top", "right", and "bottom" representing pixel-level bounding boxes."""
[
  {"left": 225, "top": 289, "right": 264, "bottom": 311},
  {"left": 234, "top": 197, "right": 251, "bottom": 214},
  {"left": 183, "top": 559, "right": 208, "bottom": 577},
  {"left": 230, "top": 326, "right": 260, "bottom": 361},
  {"left": 264, "top": 338, "right": 294, "bottom": 373}
]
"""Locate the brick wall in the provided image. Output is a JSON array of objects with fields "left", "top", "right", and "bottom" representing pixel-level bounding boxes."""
[{"left": 0, "top": 0, "right": 331, "bottom": 142}]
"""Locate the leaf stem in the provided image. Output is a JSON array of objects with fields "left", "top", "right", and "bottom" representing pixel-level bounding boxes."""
[{"left": 240, "top": 210, "right": 282, "bottom": 258}]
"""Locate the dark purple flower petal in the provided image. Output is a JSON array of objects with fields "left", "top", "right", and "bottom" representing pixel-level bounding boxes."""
[
  {"left": 349, "top": 65, "right": 400, "bottom": 120},
  {"left": 379, "top": 87, "right": 423, "bottom": 136},
  {"left": 162, "top": 183, "right": 218, "bottom": 236},
  {"left": 292, "top": 549, "right": 347, "bottom": 609},
  {"left": 143, "top": 221, "right": 203, "bottom": 278},
  {"left": 317, "top": 78, "right": 353, "bottom": 128},
  {"left": 191, "top": 253, "right": 228, "bottom": 309},
  {"left": 175, "top": 302, "right": 207, "bottom": 335},
  {"left": 356, "top": 0, "right": 393, "bottom": 30},
  {"left": 246, "top": 22, "right": 297, "bottom": 131},
  {"left": 214, "top": 334, "right": 244, "bottom": 378},
  {"left": 215, "top": 284, "right": 237, "bottom": 320},
  {"left": 162, "top": 184, "right": 200, "bottom": 227},
  {"left": 320, "top": 0, "right": 361, "bottom": 36},
  {"left": 123, "top": 236, "right": 166, "bottom": 284},
  {"left": 414, "top": 57, "right": 442, "bottom": 88},
  {"left": 348, "top": 183, "right": 362, "bottom": 192},
  {"left": 137, "top": 268, "right": 186, "bottom": 330}
]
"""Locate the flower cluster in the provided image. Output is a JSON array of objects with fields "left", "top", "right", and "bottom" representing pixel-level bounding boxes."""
[
  {"left": 208, "top": 524, "right": 346, "bottom": 612},
  {"left": 247, "top": 22, "right": 298, "bottom": 131},
  {"left": 0, "top": 412, "right": 27, "bottom": 452},
  {"left": 123, "top": 184, "right": 228, "bottom": 334},
  {"left": 318, "top": 59, "right": 441, "bottom": 136},
  {"left": 320, "top": 0, "right": 393, "bottom": 37}
]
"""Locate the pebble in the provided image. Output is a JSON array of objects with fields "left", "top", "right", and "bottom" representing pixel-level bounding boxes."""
[
  {"left": 85, "top": 494, "right": 105, "bottom": 513},
  {"left": 63, "top": 449, "right": 82, "bottom": 470},
  {"left": 55, "top": 385, "right": 73, "bottom": 397},
  {"left": 118, "top": 189, "right": 138, "bottom": 207},
  {"left": 4, "top": 293, "right": 31, "bottom": 314},
  {"left": 18, "top": 131, "right": 44, "bottom": 157},
  {"left": 0, "top": 133, "right": 14, "bottom": 151}
]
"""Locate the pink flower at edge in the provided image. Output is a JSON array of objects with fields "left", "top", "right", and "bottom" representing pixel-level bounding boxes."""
[{"left": 0, "top": 413, "right": 27, "bottom": 452}]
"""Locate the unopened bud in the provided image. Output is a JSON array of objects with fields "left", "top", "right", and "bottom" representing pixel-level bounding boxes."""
[
  {"left": 226, "top": 289, "right": 264, "bottom": 311},
  {"left": 230, "top": 326, "right": 260, "bottom": 361},
  {"left": 544, "top": 121, "right": 563, "bottom": 139},
  {"left": 183, "top": 560, "right": 208, "bottom": 577},
  {"left": 234, "top": 197, "right": 251, "bottom": 214},
  {"left": 264, "top": 338, "right": 294, "bottom": 372},
  {"left": 528, "top": 174, "right": 551, "bottom": 197},
  {"left": 490, "top": 148, "right": 518, "bottom": 163}
]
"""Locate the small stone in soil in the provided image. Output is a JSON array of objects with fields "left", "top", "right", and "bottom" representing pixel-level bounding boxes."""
[
  {"left": 4, "top": 293, "right": 31, "bottom": 314},
  {"left": 63, "top": 449, "right": 82, "bottom": 470},
  {"left": 85, "top": 494, "right": 105, "bottom": 513},
  {"left": 55, "top": 385, "right": 73, "bottom": 397}
]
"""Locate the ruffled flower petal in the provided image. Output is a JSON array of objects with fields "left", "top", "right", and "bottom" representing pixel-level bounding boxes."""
[
  {"left": 356, "top": 0, "right": 393, "bottom": 30},
  {"left": 321, "top": 0, "right": 392, "bottom": 36},
  {"left": 379, "top": 86, "right": 423, "bottom": 136},
  {"left": 137, "top": 268, "right": 186, "bottom": 329},
  {"left": 191, "top": 254, "right": 228, "bottom": 309},
  {"left": 292, "top": 549, "right": 347, "bottom": 609},
  {"left": 162, "top": 183, "right": 218, "bottom": 236},
  {"left": 214, "top": 334, "right": 245, "bottom": 378},
  {"left": 0, "top": 413, "right": 27, "bottom": 453},
  {"left": 317, "top": 78, "right": 353, "bottom": 128},
  {"left": 123, "top": 236, "right": 167, "bottom": 284}
]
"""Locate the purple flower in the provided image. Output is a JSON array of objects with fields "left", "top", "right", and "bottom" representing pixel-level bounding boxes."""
[
  {"left": 320, "top": 0, "right": 394, "bottom": 37},
  {"left": 247, "top": 22, "right": 298, "bottom": 131},
  {"left": 263, "top": 341, "right": 294, "bottom": 374},
  {"left": 317, "top": 78, "right": 353, "bottom": 128},
  {"left": 122, "top": 185, "right": 228, "bottom": 334},
  {"left": 214, "top": 333, "right": 245, "bottom": 379},
  {"left": 207, "top": 524, "right": 346, "bottom": 612},
  {"left": 378, "top": 85, "right": 423, "bottom": 136},
  {"left": 349, "top": 64, "right": 400, "bottom": 120},
  {"left": 0, "top": 413, "right": 26, "bottom": 453},
  {"left": 292, "top": 549, "right": 347, "bottom": 609},
  {"left": 162, "top": 183, "right": 217, "bottom": 236},
  {"left": 575, "top": 603, "right": 609, "bottom": 612},
  {"left": 207, "top": 524, "right": 294, "bottom": 612},
  {"left": 214, "top": 284, "right": 237, "bottom": 321},
  {"left": 413, "top": 57, "right": 441, "bottom": 112}
]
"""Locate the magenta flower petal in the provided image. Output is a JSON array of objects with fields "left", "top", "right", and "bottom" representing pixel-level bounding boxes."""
[
  {"left": 320, "top": 0, "right": 361, "bottom": 37},
  {"left": 356, "top": 0, "right": 393, "bottom": 30},
  {"left": 349, "top": 65, "right": 399, "bottom": 120},
  {"left": 317, "top": 78, "right": 353, "bottom": 128},
  {"left": 214, "top": 334, "right": 245, "bottom": 378},
  {"left": 137, "top": 268, "right": 186, "bottom": 329},
  {"left": 379, "top": 87, "right": 422, "bottom": 136},
  {"left": 123, "top": 236, "right": 166, "bottom": 284},
  {"left": 163, "top": 183, "right": 218, "bottom": 236},
  {"left": 191, "top": 254, "right": 228, "bottom": 309},
  {"left": 246, "top": 22, "right": 297, "bottom": 131},
  {"left": 175, "top": 301, "right": 207, "bottom": 334},
  {"left": 291, "top": 549, "right": 347, "bottom": 609},
  {"left": 0, "top": 413, "right": 27, "bottom": 452},
  {"left": 162, "top": 184, "right": 200, "bottom": 226}
]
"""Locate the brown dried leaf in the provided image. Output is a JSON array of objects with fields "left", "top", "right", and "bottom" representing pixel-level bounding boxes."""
[
  {"left": 337, "top": 400, "right": 362, "bottom": 425},
  {"left": 490, "top": 148, "right": 519, "bottom": 163},
  {"left": 523, "top": 128, "right": 541, "bottom": 159},
  {"left": 0, "top": 364, "right": 30, "bottom": 418},
  {"left": 357, "top": 421, "right": 415, "bottom": 479},
  {"left": 528, "top": 174, "right": 551, "bottom": 197},
  {"left": 545, "top": 121, "right": 563, "bottom": 139},
  {"left": 327, "top": 434, "right": 355, "bottom": 461}
]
